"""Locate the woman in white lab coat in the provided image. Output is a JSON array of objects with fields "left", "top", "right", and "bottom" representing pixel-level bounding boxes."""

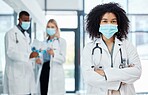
[
  {"left": 81, "top": 3, "right": 142, "bottom": 95},
  {"left": 40, "top": 19, "right": 66, "bottom": 95},
  {"left": 4, "top": 11, "right": 37, "bottom": 94}
]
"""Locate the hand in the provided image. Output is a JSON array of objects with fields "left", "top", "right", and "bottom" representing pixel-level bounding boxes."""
[
  {"left": 36, "top": 58, "right": 42, "bottom": 64},
  {"left": 30, "top": 52, "right": 39, "bottom": 58},
  {"left": 128, "top": 64, "right": 135, "bottom": 67},
  {"left": 94, "top": 69, "right": 105, "bottom": 76},
  {"left": 47, "top": 49, "right": 54, "bottom": 56}
]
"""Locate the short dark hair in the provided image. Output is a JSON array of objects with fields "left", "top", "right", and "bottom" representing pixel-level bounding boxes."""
[
  {"left": 19, "top": 11, "right": 30, "bottom": 18},
  {"left": 86, "top": 2, "right": 129, "bottom": 41}
]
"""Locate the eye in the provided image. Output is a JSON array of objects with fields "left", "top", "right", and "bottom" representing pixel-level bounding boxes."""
[
  {"left": 103, "top": 21, "right": 107, "bottom": 23},
  {"left": 51, "top": 26, "right": 55, "bottom": 28},
  {"left": 101, "top": 20, "right": 108, "bottom": 23},
  {"left": 111, "top": 20, "right": 117, "bottom": 24}
]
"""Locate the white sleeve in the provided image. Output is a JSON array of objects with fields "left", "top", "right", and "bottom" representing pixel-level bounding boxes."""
[
  {"left": 81, "top": 43, "right": 107, "bottom": 87},
  {"left": 104, "top": 40, "right": 142, "bottom": 84},
  {"left": 52, "top": 38, "right": 66, "bottom": 64},
  {"left": 107, "top": 81, "right": 121, "bottom": 90}
]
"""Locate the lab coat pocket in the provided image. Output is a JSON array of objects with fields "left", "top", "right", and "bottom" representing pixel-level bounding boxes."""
[
  {"left": 13, "top": 62, "right": 25, "bottom": 79},
  {"left": 51, "top": 64, "right": 65, "bottom": 93}
]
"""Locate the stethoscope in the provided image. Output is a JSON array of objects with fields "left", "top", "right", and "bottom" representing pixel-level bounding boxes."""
[
  {"left": 15, "top": 32, "right": 19, "bottom": 43},
  {"left": 91, "top": 43, "right": 128, "bottom": 69},
  {"left": 15, "top": 31, "right": 31, "bottom": 44}
]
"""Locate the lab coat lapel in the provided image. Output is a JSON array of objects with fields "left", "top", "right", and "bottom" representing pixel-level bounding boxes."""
[
  {"left": 15, "top": 26, "right": 31, "bottom": 52},
  {"left": 15, "top": 26, "right": 26, "bottom": 40},
  {"left": 94, "top": 38, "right": 123, "bottom": 59},
  {"left": 95, "top": 38, "right": 109, "bottom": 52},
  {"left": 113, "top": 38, "right": 123, "bottom": 61},
  {"left": 16, "top": 26, "right": 31, "bottom": 44}
]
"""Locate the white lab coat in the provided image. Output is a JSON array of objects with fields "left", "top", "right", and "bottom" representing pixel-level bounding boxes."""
[
  {"left": 4, "top": 26, "right": 36, "bottom": 94},
  {"left": 47, "top": 37, "right": 66, "bottom": 95},
  {"left": 31, "top": 58, "right": 42, "bottom": 95},
  {"left": 34, "top": 37, "right": 66, "bottom": 95},
  {"left": 81, "top": 38, "right": 142, "bottom": 95}
]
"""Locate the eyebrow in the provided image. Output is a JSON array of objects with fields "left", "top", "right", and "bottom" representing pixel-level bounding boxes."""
[{"left": 101, "top": 18, "right": 117, "bottom": 20}]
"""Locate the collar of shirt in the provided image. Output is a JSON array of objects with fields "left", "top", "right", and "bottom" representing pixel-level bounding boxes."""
[
  {"left": 46, "top": 37, "right": 59, "bottom": 43},
  {"left": 17, "top": 24, "right": 25, "bottom": 35}
]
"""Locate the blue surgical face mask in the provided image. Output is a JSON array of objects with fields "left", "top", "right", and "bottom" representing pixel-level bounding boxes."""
[
  {"left": 99, "top": 24, "right": 118, "bottom": 39},
  {"left": 46, "top": 28, "right": 56, "bottom": 36},
  {"left": 21, "top": 21, "right": 30, "bottom": 30}
]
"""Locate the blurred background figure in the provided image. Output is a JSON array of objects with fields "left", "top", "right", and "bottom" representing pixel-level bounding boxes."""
[
  {"left": 4, "top": 11, "right": 41, "bottom": 95},
  {"left": 40, "top": 19, "right": 67, "bottom": 95}
]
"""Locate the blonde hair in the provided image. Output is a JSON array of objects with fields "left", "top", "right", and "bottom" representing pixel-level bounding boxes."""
[{"left": 46, "top": 19, "right": 60, "bottom": 38}]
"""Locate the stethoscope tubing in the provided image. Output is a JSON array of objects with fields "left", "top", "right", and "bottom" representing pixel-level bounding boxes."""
[{"left": 91, "top": 43, "right": 124, "bottom": 69}]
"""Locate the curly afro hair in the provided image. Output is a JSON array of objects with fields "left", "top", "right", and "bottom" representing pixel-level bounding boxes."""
[{"left": 86, "top": 2, "right": 129, "bottom": 41}]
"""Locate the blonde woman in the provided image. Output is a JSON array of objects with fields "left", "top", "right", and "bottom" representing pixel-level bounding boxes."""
[{"left": 40, "top": 19, "right": 66, "bottom": 95}]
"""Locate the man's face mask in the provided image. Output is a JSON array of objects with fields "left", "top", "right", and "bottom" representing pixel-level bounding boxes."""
[
  {"left": 99, "top": 24, "right": 118, "bottom": 39},
  {"left": 46, "top": 28, "right": 56, "bottom": 36},
  {"left": 21, "top": 21, "right": 30, "bottom": 30}
]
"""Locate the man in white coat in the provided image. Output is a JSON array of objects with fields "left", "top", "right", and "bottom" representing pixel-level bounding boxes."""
[{"left": 4, "top": 11, "right": 40, "bottom": 95}]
